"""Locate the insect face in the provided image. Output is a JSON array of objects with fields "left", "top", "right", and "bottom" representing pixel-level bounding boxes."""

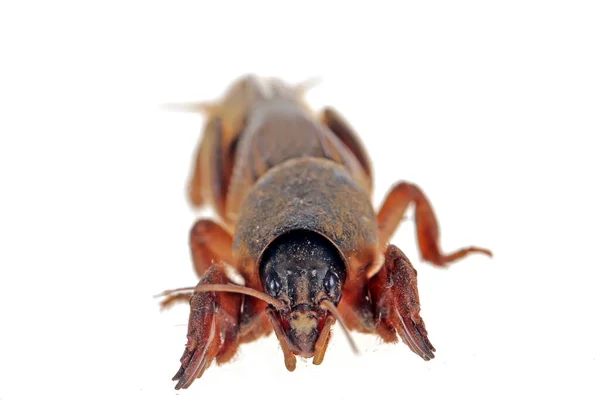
[{"left": 260, "top": 230, "right": 346, "bottom": 357}]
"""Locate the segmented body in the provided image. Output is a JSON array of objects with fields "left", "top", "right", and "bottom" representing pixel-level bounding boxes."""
[
  {"left": 190, "top": 74, "right": 381, "bottom": 331},
  {"left": 163, "top": 74, "right": 491, "bottom": 390}
]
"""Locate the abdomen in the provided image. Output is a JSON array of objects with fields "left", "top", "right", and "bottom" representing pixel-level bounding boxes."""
[{"left": 225, "top": 101, "right": 370, "bottom": 221}]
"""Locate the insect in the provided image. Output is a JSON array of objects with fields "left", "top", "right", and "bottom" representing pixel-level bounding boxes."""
[{"left": 158, "top": 74, "right": 492, "bottom": 389}]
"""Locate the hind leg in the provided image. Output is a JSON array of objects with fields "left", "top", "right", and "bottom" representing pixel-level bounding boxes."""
[
  {"left": 377, "top": 181, "right": 492, "bottom": 267},
  {"left": 188, "top": 219, "right": 234, "bottom": 277},
  {"left": 159, "top": 219, "right": 233, "bottom": 310}
]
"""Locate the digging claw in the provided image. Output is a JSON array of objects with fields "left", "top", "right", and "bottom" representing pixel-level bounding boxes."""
[
  {"left": 370, "top": 245, "right": 437, "bottom": 361},
  {"left": 167, "top": 266, "right": 241, "bottom": 390},
  {"left": 396, "top": 312, "right": 435, "bottom": 360}
]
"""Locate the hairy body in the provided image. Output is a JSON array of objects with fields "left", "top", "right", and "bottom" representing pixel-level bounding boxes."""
[{"left": 160, "top": 74, "right": 492, "bottom": 389}]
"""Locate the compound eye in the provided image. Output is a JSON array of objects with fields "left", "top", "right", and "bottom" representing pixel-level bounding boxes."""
[
  {"left": 323, "top": 270, "right": 340, "bottom": 299},
  {"left": 265, "top": 271, "right": 282, "bottom": 298}
]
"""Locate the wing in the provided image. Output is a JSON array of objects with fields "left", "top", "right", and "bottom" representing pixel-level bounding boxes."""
[{"left": 321, "top": 107, "right": 373, "bottom": 184}]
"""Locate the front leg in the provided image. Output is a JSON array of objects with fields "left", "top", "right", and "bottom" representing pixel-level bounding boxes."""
[
  {"left": 172, "top": 265, "right": 241, "bottom": 390},
  {"left": 368, "top": 245, "right": 436, "bottom": 361}
]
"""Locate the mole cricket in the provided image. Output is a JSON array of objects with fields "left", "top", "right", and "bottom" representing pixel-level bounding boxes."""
[{"left": 157, "top": 74, "right": 492, "bottom": 389}]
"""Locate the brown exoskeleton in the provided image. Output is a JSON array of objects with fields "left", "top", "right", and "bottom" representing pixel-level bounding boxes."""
[{"left": 158, "top": 74, "right": 492, "bottom": 389}]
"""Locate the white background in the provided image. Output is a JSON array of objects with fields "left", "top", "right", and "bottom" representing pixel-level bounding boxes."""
[{"left": 1, "top": 1, "right": 599, "bottom": 399}]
